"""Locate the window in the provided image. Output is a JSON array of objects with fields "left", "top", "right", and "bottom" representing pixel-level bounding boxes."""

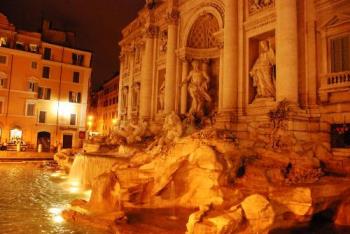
[
  {"left": 72, "top": 53, "right": 84, "bottom": 65},
  {"left": 42, "top": 66, "right": 50, "bottom": 79},
  {"left": 0, "top": 37, "right": 7, "bottom": 47},
  {"left": 26, "top": 103, "right": 35, "bottom": 116},
  {"left": 43, "top": 48, "right": 52, "bottom": 60},
  {"left": 0, "top": 78, "right": 7, "bottom": 88},
  {"left": 28, "top": 81, "right": 36, "bottom": 92},
  {"left": 70, "top": 113, "right": 76, "bottom": 125},
  {"left": 68, "top": 91, "right": 81, "bottom": 103},
  {"left": 331, "top": 124, "right": 350, "bottom": 148},
  {"left": 45, "top": 88, "right": 51, "bottom": 100},
  {"left": 0, "top": 100, "right": 3, "bottom": 114},
  {"left": 0, "top": 55, "right": 6, "bottom": 64},
  {"left": 31, "top": 61, "right": 37, "bottom": 69},
  {"left": 39, "top": 111, "right": 46, "bottom": 123},
  {"left": 37, "top": 87, "right": 43, "bottom": 99},
  {"left": 15, "top": 41, "right": 25, "bottom": 50},
  {"left": 330, "top": 35, "right": 350, "bottom": 72},
  {"left": 73, "top": 72, "right": 80, "bottom": 83}
]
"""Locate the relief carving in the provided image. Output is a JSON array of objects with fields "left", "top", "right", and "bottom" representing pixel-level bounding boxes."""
[{"left": 248, "top": 0, "right": 275, "bottom": 15}]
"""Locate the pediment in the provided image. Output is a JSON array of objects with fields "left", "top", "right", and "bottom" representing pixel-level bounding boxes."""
[{"left": 321, "top": 13, "right": 350, "bottom": 29}]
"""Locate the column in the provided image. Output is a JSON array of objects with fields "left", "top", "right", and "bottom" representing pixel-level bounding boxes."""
[
  {"left": 164, "top": 10, "right": 179, "bottom": 114},
  {"left": 127, "top": 53, "right": 134, "bottom": 120},
  {"left": 276, "top": 0, "right": 299, "bottom": 103},
  {"left": 221, "top": 0, "right": 238, "bottom": 112},
  {"left": 180, "top": 58, "right": 189, "bottom": 114},
  {"left": 117, "top": 56, "right": 124, "bottom": 120},
  {"left": 139, "top": 25, "right": 157, "bottom": 120}
]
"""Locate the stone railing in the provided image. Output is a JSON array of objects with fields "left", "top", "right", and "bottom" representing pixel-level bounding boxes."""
[{"left": 319, "top": 71, "right": 350, "bottom": 102}]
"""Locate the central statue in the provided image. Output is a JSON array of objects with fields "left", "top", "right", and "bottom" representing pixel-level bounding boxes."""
[{"left": 182, "top": 60, "right": 211, "bottom": 116}]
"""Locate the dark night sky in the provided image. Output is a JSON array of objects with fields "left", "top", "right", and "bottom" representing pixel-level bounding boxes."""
[{"left": 0, "top": 0, "right": 144, "bottom": 90}]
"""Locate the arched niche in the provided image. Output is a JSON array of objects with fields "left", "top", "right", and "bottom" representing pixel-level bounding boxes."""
[{"left": 179, "top": 8, "right": 223, "bottom": 116}]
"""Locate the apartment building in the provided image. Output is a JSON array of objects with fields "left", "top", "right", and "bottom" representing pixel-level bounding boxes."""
[
  {"left": 0, "top": 13, "right": 92, "bottom": 151},
  {"left": 89, "top": 75, "right": 118, "bottom": 135}
]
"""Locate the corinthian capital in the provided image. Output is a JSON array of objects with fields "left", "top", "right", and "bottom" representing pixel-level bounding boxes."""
[
  {"left": 166, "top": 9, "right": 180, "bottom": 25},
  {"left": 144, "top": 25, "right": 159, "bottom": 38}
]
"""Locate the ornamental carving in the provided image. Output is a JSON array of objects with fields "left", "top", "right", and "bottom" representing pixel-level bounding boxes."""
[
  {"left": 187, "top": 13, "right": 220, "bottom": 49},
  {"left": 144, "top": 25, "right": 159, "bottom": 38},
  {"left": 159, "top": 30, "right": 168, "bottom": 55},
  {"left": 166, "top": 9, "right": 180, "bottom": 25},
  {"left": 248, "top": 0, "right": 275, "bottom": 15}
]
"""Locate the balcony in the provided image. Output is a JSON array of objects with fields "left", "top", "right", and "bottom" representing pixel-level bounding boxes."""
[{"left": 319, "top": 71, "right": 350, "bottom": 102}]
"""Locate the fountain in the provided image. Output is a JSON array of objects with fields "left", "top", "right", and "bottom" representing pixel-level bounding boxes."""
[
  {"left": 69, "top": 153, "right": 126, "bottom": 189},
  {"left": 55, "top": 111, "right": 350, "bottom": 233}
]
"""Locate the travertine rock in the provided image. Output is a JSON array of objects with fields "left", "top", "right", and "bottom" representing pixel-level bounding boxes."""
[
  {"left": 241, "top": 194, "right": 275, "bottom": 233},
  {"left": 87, "top": 171, "right": 123, "bottom": 214},
  {"left": 269, "top": 187, "right": 312, "bottom": 216},
  {"left": 186, "top": 205, "right": 210, "bottom": 234},
  {"left": 206, "top": 206, "right": 243, "bottom": 234},
  {"left": 335, "top": 199, "right": 350, "bottom": 226}
]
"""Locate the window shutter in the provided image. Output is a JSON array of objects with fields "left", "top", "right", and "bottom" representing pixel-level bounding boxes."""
[
  {"left": 77, "top": 92, "right": 81, "bottom": 103},
  {"left": 46, "top": 88, "right": 51, "bottom": 100},
  {"left": 69, "top": 91, "right": 73, "bottom": 102},
  {"left": 38, "top": 87, "right": 43, "bottom": 99}
]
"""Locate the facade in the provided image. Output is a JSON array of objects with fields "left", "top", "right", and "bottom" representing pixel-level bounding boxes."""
[
  {"left": 89, "top": 75, "right": 119, "bottom": 135},
  {"left": 0, "top": 13, "right": 92, "bottom": 150},
  {"left": 118, "top": 0, "right": 350, "bottom": 153}
]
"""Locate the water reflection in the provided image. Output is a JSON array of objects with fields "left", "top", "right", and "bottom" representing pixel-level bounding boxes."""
[{"left": 0, "top": 163, "right": 105, "bottom": 234}]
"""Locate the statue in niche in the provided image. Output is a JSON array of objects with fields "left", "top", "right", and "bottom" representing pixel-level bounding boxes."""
[
  {"left": 121, "top": 87, "right": 129, "bottom": 112},
  {"left": 158, "top": 79, "right": 165, "bottom": 112},
  {"left": 159, "top": 30, "right": 168, "bottom": 54},
  {"left": 181, "top": 60, "right": 211, "bottom": 116},
  {"left": 249, "top": 40, "right": 276, "bottom": 99},
  {"left": 132, "top": 83, "right": 140, "bottom": 111}
]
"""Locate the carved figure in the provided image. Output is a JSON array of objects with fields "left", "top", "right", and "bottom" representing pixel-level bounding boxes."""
[
  {"left": 132, "top": 83, "right": 140, "bottom": 111},
  {"left": 250, "top": 0, "right": 273, "bottom": 12},
  {"left": 126, "top": 120, "right": 148, "bottom": 144},
  {"left": 148, "top": 112, "right": 183, "bottom": 152},
  {"left": 249, "top": 40, "right": 276, "bottom": 98},
  {"left": 158, "top": 80, "right": 165, "bottom": 112},
  {"left": 121, "top": 87, "right": 129, "bottom": 111},
  {"left": 182, "top": 60, "right": 211, "bottom": 116}
]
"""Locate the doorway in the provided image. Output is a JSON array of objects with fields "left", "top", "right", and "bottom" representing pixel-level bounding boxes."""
[
  {"left": 62, "top": 134, "right": 73, "bottom": 149},
  {"left": 37, "top": 131, "right": 51, "bottom": 152}
]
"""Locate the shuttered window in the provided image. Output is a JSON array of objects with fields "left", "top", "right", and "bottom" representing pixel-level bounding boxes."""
[{"left": 331, "top": 35, "right": 350, "bottom": 72}]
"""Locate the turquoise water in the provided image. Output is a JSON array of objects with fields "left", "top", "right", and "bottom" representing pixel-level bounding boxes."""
[{"left": 0, "top": 163, "right": 106, "bottom": 234}]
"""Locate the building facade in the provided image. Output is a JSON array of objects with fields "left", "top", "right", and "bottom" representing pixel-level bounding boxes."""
[
  {"left": 0, "top": 13, "right": 92, "bottom": 150},
  {"left": 89, "top": 75, "right": 119, "bottom": 135},
  {"left": 118, "top": 0, "right": 350, "bottom": 153}
]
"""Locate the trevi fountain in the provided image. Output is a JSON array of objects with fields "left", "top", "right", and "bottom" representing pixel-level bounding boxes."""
[{"left": 3, "top": 0, "right": 350, "bottom": 233}]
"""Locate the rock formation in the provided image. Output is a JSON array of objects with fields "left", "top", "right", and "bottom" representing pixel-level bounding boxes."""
[{"left": 57, "top": 111, "right": 350, "bottom": 233}]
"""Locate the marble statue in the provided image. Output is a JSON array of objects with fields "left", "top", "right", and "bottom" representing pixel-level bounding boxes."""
[
  {"left": 126, "top": 119, "right": 148, "bottom": 144},
  {"left": 132, "top": 83, "right": 140, "bottom": 111},
  {"left": 148, "top": 111, "right": 183, "bottom": 152},
  {"left": 121, "top": 87, "right": 128, "bottom": 111},
  {"left": 181, "top": 60, "right": 211, "bottom": 116},
  {"left": 158, "top": 80, "right": 165, "bottom": 112},
  {"left": 249, "top": 40, "right": 276, "bottom": 98}
]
